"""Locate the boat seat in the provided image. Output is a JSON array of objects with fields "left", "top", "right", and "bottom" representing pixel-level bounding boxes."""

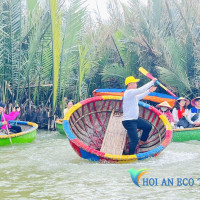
[{"left": 100, "top": 110, "right": 127, "bottom": 155}]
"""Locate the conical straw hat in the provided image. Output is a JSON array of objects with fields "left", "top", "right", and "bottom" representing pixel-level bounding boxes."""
[{"left": 156, "top": 101, "right": 171, "bottom": 109}]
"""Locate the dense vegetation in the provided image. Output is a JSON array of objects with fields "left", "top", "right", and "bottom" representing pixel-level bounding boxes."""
[{"left": 1, "top": 0, "right": 200, "bottom": 120}]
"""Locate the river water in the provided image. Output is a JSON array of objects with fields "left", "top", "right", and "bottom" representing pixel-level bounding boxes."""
[{"left": 0, "top": 130, "right": 200, "bottom": 200}]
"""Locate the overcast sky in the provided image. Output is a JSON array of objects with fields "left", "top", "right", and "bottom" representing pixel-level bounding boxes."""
[{"left": 86, "top": 0, "right": 148, "bottom": 20}]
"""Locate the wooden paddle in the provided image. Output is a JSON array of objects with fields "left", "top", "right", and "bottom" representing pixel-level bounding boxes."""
[
  {"left": 139, "top": 67, "right": 177, "bottom": 97},
  {"left": 2, "top": 113, "right": 12, "bottom": 145}
]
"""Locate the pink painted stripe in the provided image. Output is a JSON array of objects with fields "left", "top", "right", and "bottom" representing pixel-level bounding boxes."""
[
  {"left": 149, "top": 106, "right": 162, "bottom": 116},
  {"left": 146, "top": 72, "right": 154, "bottom": 79},
  {"left": 161, "top": 130, "right": 172, "bottom": 147},
  {"left": 72, "top": 138, "right": 105, "bottom": 157},
  {"left": 79, "top": 96, "right": 103, "bottom": 106},
  {"left": 166, "top": 89, "right": 177, "bottom": 98}
]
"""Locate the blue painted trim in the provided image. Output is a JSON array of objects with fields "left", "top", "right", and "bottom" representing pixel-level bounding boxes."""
[
  {"left": 139, "top": 101, "right": 150, "bottom": 109},
  {"left": 95, "top": 89, "right": 125, "bottom": 93},
  {"left": 63, "top": 120, "right": 76, "bottom": 140},
  {"left": 136, "top": 145, "right": 165, "bottom": 160},
  {"left": 80, "top": 149, "right": 100, "bottom": 161},
  {"left": 9, "top": 120, "right": 28, "bottom": 125}
]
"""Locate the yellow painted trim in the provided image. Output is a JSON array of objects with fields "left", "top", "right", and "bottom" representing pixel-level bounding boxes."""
[
  {"left": 173, "top": 127, "right": 200, "bottom": 132},
  {"left": 102, "top": 96, "right": 122, "bottom": 100},
  {"left": 64, "top": 103, "right": 82, "bottom": 120},
  {"left": 27, "top": 122, "right": 38, "bottom": 127},
  {"left": 159, "top": 114, "right": 172, "bottom": 131},
  {"left": 0, "top": 131, "right": 29, "bottom": 139},
  {"left": 104, "top": 153, "right": 137, "bottom": 161}
]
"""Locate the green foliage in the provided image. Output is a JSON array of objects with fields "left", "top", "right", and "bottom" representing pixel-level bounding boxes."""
[
  {"left": 49, "top": 0, "right": 62, "bottom": 110},
  {"left": 1, "top": 0, "right": 200, "bottom": 112}
]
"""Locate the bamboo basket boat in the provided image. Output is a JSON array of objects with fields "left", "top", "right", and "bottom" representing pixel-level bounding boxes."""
[
  {"left": 173, "top": 127, "right": 200, "bottom": 142},
  {"left": 63, "top": 96, "right": 172, "bottom": 163},
  {"left": 0, "top": 121, "right": 38, "bottom": 146},
  {"left": 55, "top": 119, "right": 65, "bottom": 135}
]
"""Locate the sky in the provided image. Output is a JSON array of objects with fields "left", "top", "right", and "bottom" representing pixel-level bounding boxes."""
[{"left": 86, "top": 0, "right": 148, "bottom": 20}]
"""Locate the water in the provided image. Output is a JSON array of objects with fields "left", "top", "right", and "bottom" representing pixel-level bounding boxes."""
[{"left": 0, "top": 130, "right": 200, "bottom": 200}]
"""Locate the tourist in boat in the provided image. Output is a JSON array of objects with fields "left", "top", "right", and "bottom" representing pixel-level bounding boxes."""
[
  {"left": 63, "top": 101, "right": 73, "bottom": 117},
  {"left": 156, "top": 101, "right": 175, "bottom": 128},
  {"left": 187, "top": 97, "right": 200, "bottom": 127},
  {"left": 0, "top": 103, "right": 8, "bottom": 128},
  {"left": 122, "top": 76, "right": 157, "bottom": 154},
  {"left": 172, "top": 97, "right": 190, "bottom": 128},
  {"left": 0, "top": 102, "right": 22, "bottom": 133}
]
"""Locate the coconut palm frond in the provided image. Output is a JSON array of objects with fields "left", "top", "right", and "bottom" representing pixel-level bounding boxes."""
[
  {"left": 19, "top": 20, "right": 42, "bottom": 98},
  {"left": 101, "top": 63, "right": 132, "bottom": 87},
  {"left": 26, "top": 0, "right": 38, "bottom": 14},
  {"left": 59, "top": 0, "right": 87, "bottom": 101},
  {"left": 77, "top": 44, "right": 93, "bottom": 100},
  {"left": 41, "top": 46, "right": 53, "bottom": 80},
  {"left": 49, "top": 0, "right": 62, "bottom": 110},
  {"left": 10, "top": 0, "right": 22, "bottom": 95},
  {"left": 156, "top": 66, "right": 190, "bottom": 95}
]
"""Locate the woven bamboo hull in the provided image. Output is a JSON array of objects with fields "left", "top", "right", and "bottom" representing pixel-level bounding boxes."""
[
  {"left": 63, "top": 96, "right": 172, "bottom": 163},
  {"left": 173, "top": 127, "right": 200, "bottom": 142},
  {"left": 0, "top": 121, "right": 38, "bottom": 146},
  {"left": 55, "top": 119, "right": 65, "bottom": 135}
]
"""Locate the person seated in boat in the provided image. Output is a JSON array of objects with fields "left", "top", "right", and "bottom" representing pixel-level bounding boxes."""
[
  {"left": 186, "top": 97, "right": 200, "bottom": 127},
  {"left": 0, "top": 102, "right": 22, "bottom": 133},
  {"left": 0, "top": 103, "right": 8, "bottom": 128},
  {"left": 156, "top": 101, "right": 174, "bottom": 129},
  {"left": 172, "top": 97, "right": 190, "bottom": 129},
  {"left": 63, "top": 101, "right": 73, "bottom": 117},
  {"left": 122, "top": 76, "right": 157, "bottom": 155}
]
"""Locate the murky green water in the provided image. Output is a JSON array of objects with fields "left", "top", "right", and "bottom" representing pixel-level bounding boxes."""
[{"left": 0, "top": 130, "right": 200, "bottom": 200}]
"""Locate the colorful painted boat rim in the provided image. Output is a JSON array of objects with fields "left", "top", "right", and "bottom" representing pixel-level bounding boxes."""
[{"left": 63, "top": 96, "right": 172, "bottom": 163}]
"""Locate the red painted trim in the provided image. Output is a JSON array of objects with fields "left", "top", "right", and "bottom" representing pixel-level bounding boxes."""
[
  {"left": 80, "top": 96, "right": 103, "bottom": 106},
  {"left": 70, "top": 140, "right": 81, "bottom": 157}
]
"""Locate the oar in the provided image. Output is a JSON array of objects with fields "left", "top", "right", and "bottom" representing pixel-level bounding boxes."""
[
  {"left": 139, "top": 67, "right": 177, "bottom": 98},
  {"left": 2, "top": 113, "right": 12, "bottom": 145}
]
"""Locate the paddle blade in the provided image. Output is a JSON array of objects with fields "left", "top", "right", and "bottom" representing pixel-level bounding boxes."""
[{"left": 139, "top": 67, "right": 154, "bottom": 79}]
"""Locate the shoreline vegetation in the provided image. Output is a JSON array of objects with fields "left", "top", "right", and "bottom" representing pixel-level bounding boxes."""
[{"left": 1, "top": 0, "right": 200, "bottom": 130}]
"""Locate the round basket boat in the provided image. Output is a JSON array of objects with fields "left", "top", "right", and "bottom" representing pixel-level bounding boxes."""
[
  {"left": 55, "top": 119, "right": 65, "bottom": 135},
  {"left": 63, "top": 96, "right": 172, "bottom": 163},
  {"left": 0, "top": 121, "right": 38, "bottom": 146},
  {"left": 173, "top": 127, "right": 200, "bottom": 142}
]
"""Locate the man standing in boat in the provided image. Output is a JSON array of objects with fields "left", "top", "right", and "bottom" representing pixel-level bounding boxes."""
[{"left": 122, "top": 76, "right": 157, "bottom": 154}]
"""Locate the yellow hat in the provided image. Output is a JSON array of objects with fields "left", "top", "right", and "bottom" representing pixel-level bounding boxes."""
[
  {"left": 156, "top": 101, "right": 172, "bottom": 109},
  {"left": 125, "top": 76, "right": 140, "bottom": 85}
]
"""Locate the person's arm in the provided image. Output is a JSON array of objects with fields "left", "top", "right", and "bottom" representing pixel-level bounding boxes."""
[
  {"left": 3, "top": 111, "right": 20, "bottom": 121},
  {"left": 172, "top": 108, "right": 179, "bottom": 124},
  {"left": 137, "top": 85, "right": 157, "bottom": 100},
  {"left": 186, "top": 109, "right": 194, "bottom": 125},
  {"left": 137, "top": 90, "right": 150, "bottom": 100},
  {"left": 129, "top": 80, "right": 154, "bottom": 96}
]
